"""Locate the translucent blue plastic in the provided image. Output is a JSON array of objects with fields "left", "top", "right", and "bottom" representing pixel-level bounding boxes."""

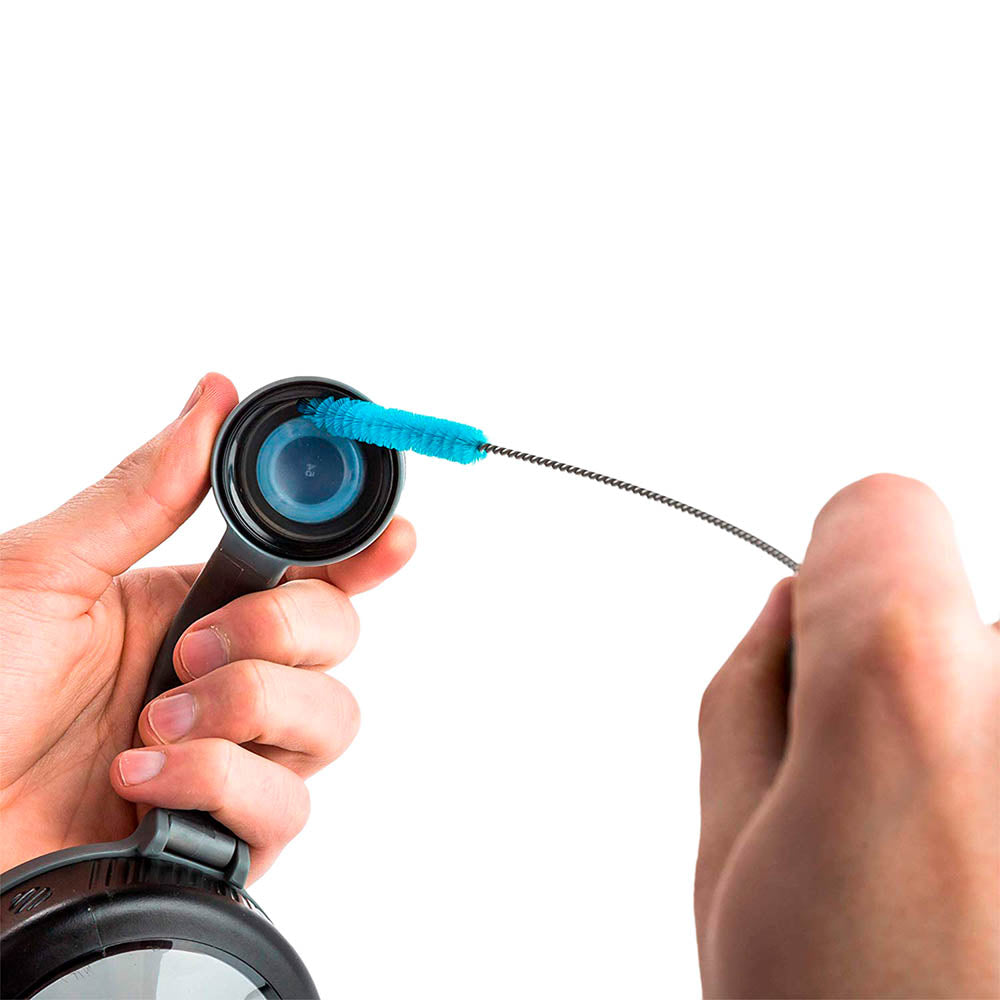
[{"left": 257, "top": 417, "right": 366, "bottom": 522}]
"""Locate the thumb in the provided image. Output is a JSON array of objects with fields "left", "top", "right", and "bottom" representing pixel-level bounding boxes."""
[
  {"left": 20, "top": 373, "right": 238, "bottom": 601},
  {"left": 695, "top": 577, "right": 793, "bottom": 952}
]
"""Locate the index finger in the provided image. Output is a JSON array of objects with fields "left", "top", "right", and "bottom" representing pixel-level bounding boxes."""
[{"left": 793, "top": 473, "right": 986, "bottom": 713}]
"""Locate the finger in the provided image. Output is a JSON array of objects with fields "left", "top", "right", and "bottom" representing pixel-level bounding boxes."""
[
  {"left": 696, "top": 577, "right": 793, "bottom": 944},
  {"left": 794, "top": 474, "right": 987, "bottom": 711},
  {"left": 16, "top": 374, "right": 238, "bottom": 602},
  {"left": 139, "top": 660, "right": 360, "bottom": 775},
  {"left": 172, "top": 578, "right": 359, "bottom": 681},
  {"left": 285, "top": 516, "right": 416, "bottom": 596},
  {"left": 111, "top": 739, "right": 310, "bottom": 880}
]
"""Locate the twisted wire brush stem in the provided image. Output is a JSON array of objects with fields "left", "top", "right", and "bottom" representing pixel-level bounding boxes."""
[
  {"left": 479, "top": 443, "right": 801, "bottom": 573},
  {"left": 300, "top": 396, "right": 800, "bottom": 573}
]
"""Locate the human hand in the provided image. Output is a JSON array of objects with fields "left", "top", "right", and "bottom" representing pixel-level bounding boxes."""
[
  {"left": 0, "top": 374, "right": 416, "bottom": 883},
  {"left": 696, "top": 474, "right": 999, "bottom": 998}
]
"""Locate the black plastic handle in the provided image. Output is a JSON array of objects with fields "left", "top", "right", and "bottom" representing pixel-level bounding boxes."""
[{"left": 142, "top": 529, "right": 287, "bottom": 705}]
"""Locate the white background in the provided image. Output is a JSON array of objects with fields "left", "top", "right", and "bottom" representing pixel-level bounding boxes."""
[{"left": 2, "top": 3, "right": 998, "bottom": 997}]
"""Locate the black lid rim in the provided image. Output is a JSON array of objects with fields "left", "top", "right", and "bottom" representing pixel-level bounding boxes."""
[
  {"left": 210, "top": 377, "right": 404, "bottom": 566},
  {"left": 2, "top": 856, "right": 317, "bottom": 998}
]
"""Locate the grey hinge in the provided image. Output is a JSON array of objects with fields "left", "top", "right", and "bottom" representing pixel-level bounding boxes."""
[
  {"left": 135, "top": 809, "right": 251, "bottom": 887},
  {"left": 2, "top": 809, "right": 252, "bottom": 897}
]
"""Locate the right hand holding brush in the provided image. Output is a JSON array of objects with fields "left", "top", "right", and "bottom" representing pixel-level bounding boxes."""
[{"left": 696, "top": 474, "right": 999, "bottom": 998}]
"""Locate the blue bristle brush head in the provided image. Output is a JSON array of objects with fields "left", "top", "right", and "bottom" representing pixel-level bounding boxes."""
[{"left": 300, "top": 397, "right": 488, "bottom": 464}]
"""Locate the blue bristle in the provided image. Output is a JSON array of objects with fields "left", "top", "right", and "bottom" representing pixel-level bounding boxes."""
[{"left": 299, "top": 397, "right": 488, "bottom": 464}]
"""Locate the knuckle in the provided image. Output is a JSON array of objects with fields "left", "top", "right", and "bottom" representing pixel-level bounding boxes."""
[
  {"left": 856, "top": 595, "right": 969, "bottom": 690},
  {"left": 221, "top": 660, "right": 283, "bottom": 745},
  {"left": 338, "top": 595, "right": 361, "bottom": 648},
  {"left": 284, "top": 780, "right": 311, "bottom": 840},
  {"left": 264, "top": 771, "right": 311, "bottom": 844},
  {"left": 332, "top": 678, "right": 361, "bottom": 746},
  {"left": 317, "top": 583, "right": 361, "bottom": 660},
  {"left": 818, "top": 603, "right": 988, "bottom": 761},
  {"left": 265, "top": 589, "right": 300, "bottom": 654},
  {"left": 235, "top": 659, "right": 274, "bottom": 723},
  {"left": 201, "top": 739, "right": 237, "bottom": 811},
  {"left": 295, "top": 579, "right": 361, "bottom": 664},
  {"left": 314, "top": 675, "right": 361, "bottom": 763}
]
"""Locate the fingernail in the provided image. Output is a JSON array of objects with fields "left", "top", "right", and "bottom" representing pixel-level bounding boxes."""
[
  {"left": 179, "top": 626, "right": 229, "bottom": 678},
  {"left": 148, "top": 692, "right": 196, "bottom": 743},
  {"left": 178, "top": 378, "right": 204, "bottom": 418},
  {"left": 119, "top": 750, "right": 166, "bottom": 785}
]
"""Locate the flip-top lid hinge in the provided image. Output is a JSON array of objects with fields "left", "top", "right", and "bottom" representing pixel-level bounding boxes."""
[{"left": 135, "top": 809, "right": 251, "bottom": 887}]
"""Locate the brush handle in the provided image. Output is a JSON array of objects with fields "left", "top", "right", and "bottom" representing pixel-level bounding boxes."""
[{"left": 142, "top": 529, "right": 286, "bottom": 705}]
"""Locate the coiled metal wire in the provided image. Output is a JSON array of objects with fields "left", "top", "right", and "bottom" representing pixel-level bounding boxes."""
[{"left": 479, "top": 443, "right": 800, "bottom": 572}]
